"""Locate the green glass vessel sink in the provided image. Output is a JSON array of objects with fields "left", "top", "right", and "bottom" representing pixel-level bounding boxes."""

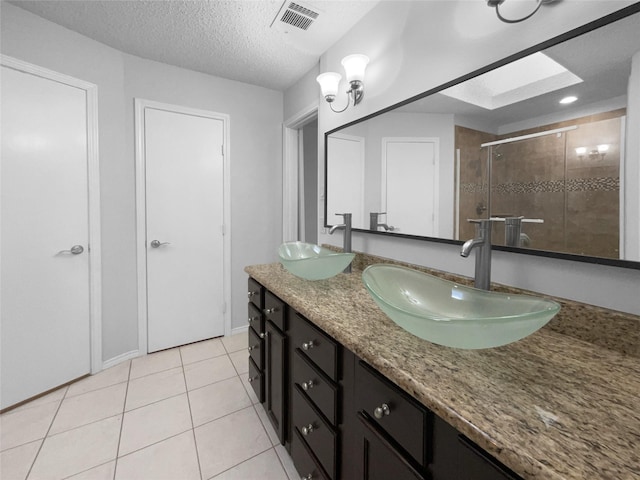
[
  {"left": 278, "top": 242, "right": 355, "bottom": 281},
  {"left": 362, "top": 264, "right": 561, "bottom": 349}
]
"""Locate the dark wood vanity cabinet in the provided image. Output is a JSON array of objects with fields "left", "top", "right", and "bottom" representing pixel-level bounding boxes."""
[{"left": 247, "top": 277, "right": 523, "bottom": 480}]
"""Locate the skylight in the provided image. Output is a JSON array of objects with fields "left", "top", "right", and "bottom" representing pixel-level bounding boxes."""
[{"left": 440, "top": 52, "right": 583, "bottom": 110}]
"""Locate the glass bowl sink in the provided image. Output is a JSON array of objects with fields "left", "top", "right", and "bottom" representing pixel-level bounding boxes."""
[
  {"left": 362, "top": 264, "right": 561, "bottom": 349},
  {"left": 278, "top": 242, "right": 355, "bottom": 281}
]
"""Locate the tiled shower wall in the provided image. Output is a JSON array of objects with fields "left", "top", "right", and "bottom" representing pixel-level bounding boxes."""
[{"left": 456, "top": 110, "right": 623, "bottom": 259}]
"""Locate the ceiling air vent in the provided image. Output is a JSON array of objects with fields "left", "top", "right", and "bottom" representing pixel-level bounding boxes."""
[{"left": 272, "top": 1, "right": 320, "bottom": 31}]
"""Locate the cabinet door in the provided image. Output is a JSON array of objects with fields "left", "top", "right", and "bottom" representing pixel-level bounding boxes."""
[
  {"left": 356, "top": 412, "right": 426, "bottom": 480},
  {"left": 265, "top": 320, "right": 287, "bottom": 445}
]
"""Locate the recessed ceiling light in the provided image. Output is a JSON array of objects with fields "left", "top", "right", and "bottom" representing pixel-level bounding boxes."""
[{"left": 559, "top": 96, "right": 578, "bottom": 104}]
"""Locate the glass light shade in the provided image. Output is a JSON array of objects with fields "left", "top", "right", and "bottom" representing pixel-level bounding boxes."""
[
  {"left": 597, "top": 144, "right": 609, "bottom": 153},
  {"left": 316, "top": 72, "right": 342, "bottom": 98},
  {"left": 341, "top": 54, "right": 369, "bottom": 83},
  {"left": 575, "top": 147, "right": 587, "bottom": 155}
]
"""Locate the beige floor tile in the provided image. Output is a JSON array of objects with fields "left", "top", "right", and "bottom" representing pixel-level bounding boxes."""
[
  {"left": 194, "top": 406, "right": 271, "bottom": 479},
  {"left": 9, "top": 386, "right": 67, "bottom": 414},
  {"left": 0, "top": 401, "right": 59, "bottom": 451},
  {"left": 66, "top": 461, "right": 116, "bottom": 480},
  {"left": 240, "top": 373, "right": 261, "bottom": 405},
  {"left": 228, "top": 350, "right": 249, "bottom": 375},
  {"left": 275, "top": 444, "right": 299, "bottom": 480},
  {"left": 28, "top": 415, "right": 121, "bottom": 480},
  {"left": 130, "top": 349, "right": 182, "bottom": 380},
  {"left": 49, "top": 383, "right": 127, "bottom": 435},
  {"left": 125, "top": 367, "right": 185, "bottom": 412},
  {"left": 180, "top": 338, "right": 226, "bottom": 365},
  {"left": 118, "top": 393, "right": 192, "bottom": 456},
  {"left": 0, "top": 439, "right": 41, "bottom": 480},
  {"left": 183, "top": 355, "right": 237, "bottom": 391},
  {"left": 188, "top": 376, "right": 252, "bottom": 427},
  {"left": 254, "top": 404, "right": 281, "bottom": 447},
  {"left": 67, "top": 361, "right": 130, "bottom": 397},
  {"left": 212, "top": 448, "right": 288, "bottom": 480},
  {"left": 221, "top": 332, "right": 247, "bottom": 354},
  {"left": 115, "top": 431, "right": 200, "bottom": 480}
]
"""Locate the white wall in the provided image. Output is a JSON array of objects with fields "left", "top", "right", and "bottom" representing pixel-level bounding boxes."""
[
  {"left": 283, "top": 0, "right": 640, "bottom": 315},
  {"left": 2, "top": 3, "right": 284, "bottom": 363}
]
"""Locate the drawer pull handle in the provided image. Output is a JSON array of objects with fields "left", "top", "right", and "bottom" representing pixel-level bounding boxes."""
[
  {"left": 301, "top": 423, "right": 315, "bottom": 436},
  {"left": 247, "top": 291, "right": 256, "bottom": 298},
  {"left": 259, "top": 332, "right": 265, "bottom": 339},
  {"left": 248, "top": 345, "right": 258, "bottom": 351},
  {"left": 374, "top": 403, "right": 390, "bottom": 419},
  {"left": 301, "top": 475, "right": 313, "bottom": 480},
  {"left": 301, "top": 379, "right": 315, "bottom": 391},
  {"left": 248, "top": 375, "right": 258, "bottom": 383},
  {"left": 301, "top": 340, "right": 315, "bottom": 351},
  {"left": 248, "top": 315, "right": 259, "bottom": 323},
  {"left": 264, "top": 307, "right": 277, "bottom": 315}
]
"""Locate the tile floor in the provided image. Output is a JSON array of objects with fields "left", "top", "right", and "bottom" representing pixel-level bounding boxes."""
[{"left": 0, "top": 331, "right": 300, "bottom": 480}]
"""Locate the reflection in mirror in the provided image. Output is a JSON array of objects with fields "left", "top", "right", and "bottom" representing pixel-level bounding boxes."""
[{"left": 325, "top": 7, "right": 640, "bottom": 265}]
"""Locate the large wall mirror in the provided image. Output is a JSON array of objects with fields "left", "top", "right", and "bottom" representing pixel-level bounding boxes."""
[{"left": 325, "top": 5, "right": 640, "bottom": 269}]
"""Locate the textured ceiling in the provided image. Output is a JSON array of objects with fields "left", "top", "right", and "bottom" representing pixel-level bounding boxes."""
[{"left": 9, "top": 0, "right": 380, "bottom": 91}]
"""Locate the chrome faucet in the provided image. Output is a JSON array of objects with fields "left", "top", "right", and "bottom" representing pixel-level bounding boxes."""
[
  {"left": 329, "top": 213, "right": 352, "bottom": 273},
  {"left": 460, "top": 219, "right": 492, "bottom": 290},
  {"left": 369, "top": 212, "right": 395, "bottom": 232}
]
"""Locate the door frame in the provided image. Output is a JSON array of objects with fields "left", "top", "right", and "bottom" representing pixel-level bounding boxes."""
[
  {"left": 1, "top": 54, "right": 102, "bottom": 374},
  {"left": 283, "top": 102, "right": 318, "bottom": 242},
  {"left": 134, "top": 99, "right": 231, "bottom": 354}
]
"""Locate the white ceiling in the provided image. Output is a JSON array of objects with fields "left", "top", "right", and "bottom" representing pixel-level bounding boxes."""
[{"left": 9, "top": 0, "right": 380, "bottom": 91}]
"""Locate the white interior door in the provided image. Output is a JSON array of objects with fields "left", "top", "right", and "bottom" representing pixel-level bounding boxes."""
[
  {"left": 327, "top": 134, "right": 365, "bottom": 226},
  {"left": 142, "top": 105, "right": 225, "bottom": 353},
  {"left": 1, "top": 64, "right": 92, "bottom": 409},
  {"left": 382, "top": 138, "right": 439, "bottom": 237}
]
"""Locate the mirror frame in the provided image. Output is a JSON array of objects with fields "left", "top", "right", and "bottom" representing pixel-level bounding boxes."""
[{"left": 324, "top": 3, "right": 640, "bottom": 271}]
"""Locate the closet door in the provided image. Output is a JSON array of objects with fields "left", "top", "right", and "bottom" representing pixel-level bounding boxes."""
[{"left": 1, "top": 64, "right": 92, "bottom": 409}]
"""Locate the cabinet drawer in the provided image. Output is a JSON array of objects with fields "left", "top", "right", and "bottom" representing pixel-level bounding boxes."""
[
  {"left": 291, "top": 428, "right": 330, "bottom": 480},
  {"left": 358, "top": 412, "right": 426, "bottom": 480},
  {"left": 293, "top": 385, "right": 337, "bottom": 479},
  {"left": 247, "top": 277, "right": 263, "bottom": 309},
  {"left": 290, "top": 312, "right": 338, "bottom": 381},
  {"left": 248, "top": 302, "right": 264, "bottom": 336},
  {"left": 247, "top": 357, "right": 264, "bottom": 403},
  {"left": 355, "top": 361, "right": 430, "bottom": 468},
  {"left": 264, "top": 291, "right": 286, "bottom": 332},
  {"left": 293, "top": 349, "right": 338, "bottom": 426},
  {"left": 248, "top": 326, "right": 263, "bottom": 370}
]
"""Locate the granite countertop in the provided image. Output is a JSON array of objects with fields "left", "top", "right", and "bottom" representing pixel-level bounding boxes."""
[{"left": 245, "top": 260, "right": 640, "bottom": 480}]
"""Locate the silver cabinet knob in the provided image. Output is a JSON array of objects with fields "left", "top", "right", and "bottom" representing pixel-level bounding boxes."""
[
  {"left": 264, "top": 307, "right": 277, "bottom": 315},
  {"left": 248, "top": 375, "right": 258, "bottom": 383},
  {"left": 301, "top": 475, "right": 313, "bottom": 480},
  {"left": 248, "top": 345, "right": 258, "bottom": 352},
  {"left": 259, "top": 332, "right": 265, "bottom": 339},
  {"left": 301, "top": 423, "right": 314, "bottom": 436},
  {"left": 247, "top": 291, "right": 257, "bottom": 298},
  {"left": 150, "top": 240, "right": 170, "bottom": 248},
  {"left": 58, "top": 245, "right": 84, "bottom": 255},
  {"left": 373, "top": 403, "right": 390, "bottom": 419},
  {"left": 301, "top": 380, "right": 315, "bottom": 391},
  {"left": 248, "top": 315, "right": 259, "bottom": 323},
  {"left": 301, "top": 340, "right": 315, "bottom": 351}
]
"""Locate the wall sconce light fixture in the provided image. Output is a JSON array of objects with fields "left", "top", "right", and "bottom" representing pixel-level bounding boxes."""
[
  {"left": 317, "top": 54, "right": 369, "bottom": 113},
  {"left": 575, "top": 144, "right": 609, "bottom": 160},
  {"left": 488, "top": 0, "right": 557, "bottom": 24}
]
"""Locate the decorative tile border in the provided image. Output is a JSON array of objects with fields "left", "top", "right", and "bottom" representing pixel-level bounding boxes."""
[{"left": 460, "top": 177, "right": 619, "bottom": 195}]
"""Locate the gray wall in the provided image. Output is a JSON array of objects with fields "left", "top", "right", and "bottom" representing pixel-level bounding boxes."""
[
  {"left": 2, "top": 3, "right": 284, "bottom": 363},
  {"left": 302, "top": 119, "right": 318, "bottom": 244},
  {"left": 282, "top": 0, "right": 640, "bottom": 315}
]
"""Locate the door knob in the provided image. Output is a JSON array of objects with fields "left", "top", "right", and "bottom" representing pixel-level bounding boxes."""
[
  {"left": 58, "top": 245, "right": 84, "bottom": 255},
  {"left": 150, "top": 240, "right": 170, "bottom": 248}
]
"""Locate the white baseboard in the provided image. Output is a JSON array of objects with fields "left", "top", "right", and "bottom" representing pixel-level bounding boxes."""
[
  {"left": 102, "top": 350, "right": 140, "bottom": 370},
  {"left": 231, "top": 325, "right": 248, "bottom": 336}
]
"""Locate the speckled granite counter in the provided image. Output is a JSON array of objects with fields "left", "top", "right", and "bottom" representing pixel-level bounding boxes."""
[{"left": 245, "top": 258, "right": 640, "bottom": 480}]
